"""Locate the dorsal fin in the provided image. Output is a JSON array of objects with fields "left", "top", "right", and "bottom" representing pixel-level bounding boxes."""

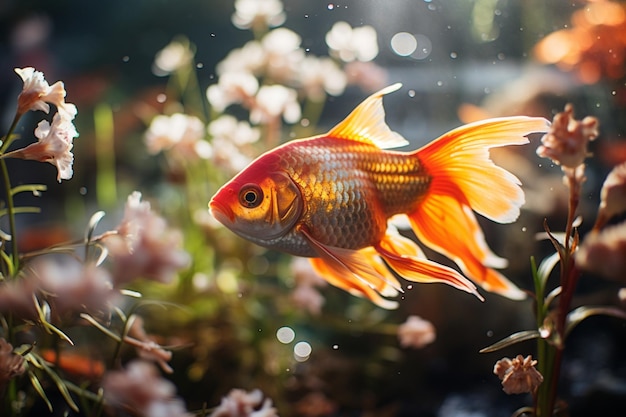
[{"left": 326, "top": 83, "right": 409, "bottom": 149}]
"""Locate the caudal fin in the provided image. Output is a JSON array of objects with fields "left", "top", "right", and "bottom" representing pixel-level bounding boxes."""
[{"left": 411, "top": 117, "right": 550, "bottom": 299}]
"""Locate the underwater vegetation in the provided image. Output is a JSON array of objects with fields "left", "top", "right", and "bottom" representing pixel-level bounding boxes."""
[{"left": 0, "top": 0, "right": 625, "bottom": 416}]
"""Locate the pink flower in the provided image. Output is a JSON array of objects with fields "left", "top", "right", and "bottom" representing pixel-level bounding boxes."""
[
  {"left": 27, "top": 257, "right": 114, "bottom": 321},
  {"left": 9, "top": 112, "right": 78, "bottom": 181},
  {"left": 536, "top": 104, "right": 598, "bottom": 169},
  {"left": 14, "top": 67, "right": 67, "bottom": 116},
  {"left": 0, "top": 338, "right": 25, "bottom": 390},
  {"left": 576, "top": 222, "right": 626, "bottom": 282},
  {"left": 493, "top": 355, "right": 543, "bottom": 394},
  {"left": 397, "top": 315, "right": 436, "bottom": 349},
  {"left": 209, "top": 389, "right": 278, "bottom": 417},
  {"left": 102, "top": 360, "right": 191, "bottom": 417},
  {"left": 125, "top": 315, "right": 173, "bottom": 374},
  {"left": 103, "top": 192, "right": 190, "bottom": 286},
  {"left": 594, "top": 162, "right": 626, "bottom": 230}
]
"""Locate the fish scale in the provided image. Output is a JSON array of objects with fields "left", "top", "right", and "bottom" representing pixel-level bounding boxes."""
[{"left": 279, "top": 136, "right": 431, "bottom": 250}]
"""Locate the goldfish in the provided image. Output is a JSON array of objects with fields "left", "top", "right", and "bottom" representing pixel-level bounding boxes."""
[{"left": 209, "top": 84, "right": 550, "bottom": 309}]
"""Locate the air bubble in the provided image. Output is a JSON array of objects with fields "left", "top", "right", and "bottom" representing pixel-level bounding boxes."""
[{"left": 276, "top": 327, "right": 296, "bottom": 344}]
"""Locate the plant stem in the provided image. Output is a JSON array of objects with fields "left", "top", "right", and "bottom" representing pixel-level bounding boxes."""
[{"left": 0, "top": 159, "right": 19, "bottom": 275}]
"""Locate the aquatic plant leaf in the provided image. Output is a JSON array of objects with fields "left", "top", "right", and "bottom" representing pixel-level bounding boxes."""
[
  {"left": 38, "top": 355, "right": 80, "bottom": 412},
  {"left": 565, "top": 306, "right": 626, "bottom": 337},
  {"left": 10, "top": 184, "right": 47, "bottom": 196},
  {"left": 28, "top": 370, "right": 53, "bottom": 412},
  {"left": 536, "top": 252, "right": 560, "bottom": 289},
  {"left": 33, "top": 294, "right": 74, "bottom": 345},
  {"left": 86, "top": 211, "right": 106, "bottom": 243},
  {"left": 479, "top": 330, "right": 541, "bottom": 353}
]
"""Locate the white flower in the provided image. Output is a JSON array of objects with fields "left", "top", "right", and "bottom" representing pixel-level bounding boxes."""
[
  {"left": 231, "top": 0, "right": 286, "bottom": 30},
  {"left": 206, "top": 72, "right": 259, "bottom": 112},
  {"left": 250, "top": 84, "right": 301, "bottom": 124},
  {"left": 216, "top": 41, "right": 267, "bottom": 76},
  {"left": 153, "top": 38, "right": 194, "bottom": 76},
  {"left": 299, "top": 56, "right": 347, "bottom": 101},
  {"left": 208, "top": 115, "right": 261, "bottom": 146},
  {"left": 397, "top": 315, "right": 436, "bottom": 349},
  {"left": 207, "top": 116, "right": 261, "bottom": 173},
  {"left": 144, "top": 113, "right": 207, "bottom": 159},
  {"left": 261, "top": 28, "right": 305, "bottom": 84},
  {"left": 10, "top": 112, "right": 78, "bottom": 182},
  {"left": 325, "top": 22, "right": 379, "bottom": 62},
  {"left": 14, "top": 67, "right": 67, "bottom": 115}
]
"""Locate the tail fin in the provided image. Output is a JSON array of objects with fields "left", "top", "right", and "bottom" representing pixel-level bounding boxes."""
[{"left": 411, "top": 117, "right": 550, "bottom": 299}]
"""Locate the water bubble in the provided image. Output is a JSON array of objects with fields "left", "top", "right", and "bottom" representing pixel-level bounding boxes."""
[
  {"left": 436, "top": 80, "right": 443, "bottom": 87},
  {"left": 391, "top": 32, "right": 417, "bottom": 56},
  {"left": 327, "top": 3, "right": 334, "bottom": 10},
  {"left": 407, "top": 284, "right": 413, "bottom": 290},
  {"left": 276, "top": 327, "right": 296, "bottom": 344},
  {"left": 79, "top": 187, "right": 87, "bottom": 195},
  {"left": 497, "top": 52, "right": 505, "bottom": 60},
  {"left": 522, "top": 226, "right": 527, "bottom": 232},
  {"left": 450, "top": 52, "right": 458, "bottom": 59},
  {"left": 487, "top": 330, "right": 494, "bottom": 337},
  {"left": 196, "top": 62, "right": 204, "bottom": 69},
  {"left": 304, "top": 14, "right": 309, "bottom": 18},
  {"left": 332, "top": 344, "right": 339, "bottom": 350},
  {"left": 122, "top": 56, "right": 130, "bottom": 63},
  {"left": 294, "top": 341, "right": 312, "bottom": 362},
  {"left": 407, "top": 90, "right": 416, "bottom": 98},
  {"left": 156, "top": 93, "right": 167, "bottom": 103}
]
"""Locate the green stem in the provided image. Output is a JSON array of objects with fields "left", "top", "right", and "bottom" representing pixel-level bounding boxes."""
[
  {"left": 0, "top": 160, "right": 19, "bottom": 275},
  {"left": 0, "top": 113, "right": 22, "bottom": 155}
]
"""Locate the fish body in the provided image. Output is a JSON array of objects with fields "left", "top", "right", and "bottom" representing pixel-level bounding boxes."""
[{"left": 210, "top": 84, "right": 550, "bottom": 308}]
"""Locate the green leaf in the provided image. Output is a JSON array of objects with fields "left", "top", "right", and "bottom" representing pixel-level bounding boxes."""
[
  {"left": 537, "top": 252, "right": 560, "bottom": 289},
  {"left": 565, "top": 306, "right": 626, "bottom": 337},
  {"left": 38, "top": 359, "right": 80, "bottom": 412},
  {"left": 28, "top": 370, "right": 53, "bottom": 413},
  {"left": 11, "top": 184, "right": 47, "bottom": 196},
  {"left": 479, "top": 330, "right": 541, "bottom": 353},
  {"left": 86, "top": 211, "right": 106, "bottom": 243}
]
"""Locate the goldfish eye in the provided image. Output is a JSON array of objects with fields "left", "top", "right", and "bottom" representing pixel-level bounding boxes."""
[{"left": 239, "top": 184, "right": 263, "bottom": 208}]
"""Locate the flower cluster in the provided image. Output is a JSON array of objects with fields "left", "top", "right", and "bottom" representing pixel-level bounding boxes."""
[
  {"left": 209, "top": 388, "right": 278, "bottom": 417},
  {"left": 6, "top": 67, "right": 79, "bottom": 182}
]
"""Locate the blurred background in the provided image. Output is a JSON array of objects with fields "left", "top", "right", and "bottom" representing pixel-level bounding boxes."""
[{"left": 0, "top": 0, "right": 625, "bottom": 416}]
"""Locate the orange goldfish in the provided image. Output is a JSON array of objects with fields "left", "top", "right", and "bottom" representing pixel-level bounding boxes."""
[{"left": 209, "top": 84, "right": 549, "bottom": 309}]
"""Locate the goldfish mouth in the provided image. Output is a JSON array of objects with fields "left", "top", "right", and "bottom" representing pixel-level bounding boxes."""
[{"left": 209, "top": 199, "right": 234, "bottom": 224}]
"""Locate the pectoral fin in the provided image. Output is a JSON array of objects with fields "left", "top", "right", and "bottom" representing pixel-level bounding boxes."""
[{"left": 299, "top": 226, "right": 401, "bottom": 309}]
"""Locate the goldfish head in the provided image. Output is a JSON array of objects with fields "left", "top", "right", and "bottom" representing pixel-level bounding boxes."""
[{"left": 209, "top": 167, "right": 303, "bottom": 245}]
